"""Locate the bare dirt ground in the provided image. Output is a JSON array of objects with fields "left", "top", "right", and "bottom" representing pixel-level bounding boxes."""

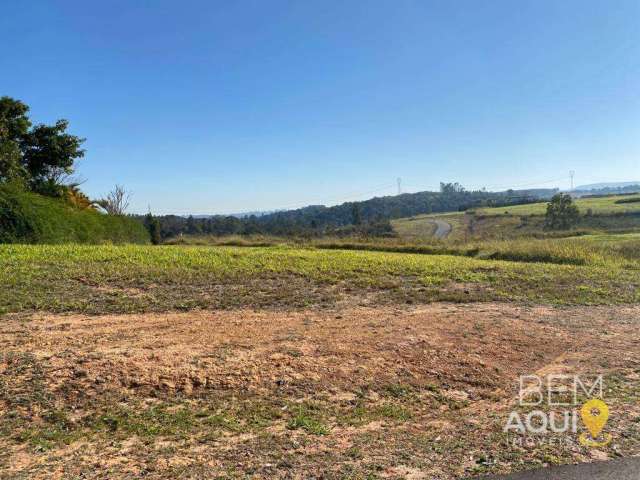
[{"left": 1, "top": 303, "right": 639, "bottom": 479}]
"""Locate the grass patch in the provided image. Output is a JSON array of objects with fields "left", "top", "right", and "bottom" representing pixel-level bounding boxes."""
[
  {"left": 339, "top": 401, "right": 414, "bottom": 427},
  {"left": 287, "top": 404, "right": 329, "bottom": 435},
  {"left": 477, "top": 194, "right": 640, "bottom": 216},
  {"left": 94, "top": 405, "right": 196, "bottom": 438},
  {"left": 0, "top": 242, "right": 639, "bottom": 314}
]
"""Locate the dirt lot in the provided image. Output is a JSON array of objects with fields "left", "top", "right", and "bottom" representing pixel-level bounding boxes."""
[{"left": 1, "top": 303, "right": 639, "bottom": 479}]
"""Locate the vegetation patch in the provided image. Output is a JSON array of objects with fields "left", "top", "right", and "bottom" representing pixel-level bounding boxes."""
[
  {"left": 0, "top": 242, "right": 639, "bottom": 314},
  {"left": 615, "top": 197, "right": 640, "bottom": 204},
  {"left": 0, "top": 185, "right": 149, "bottom": 244}
]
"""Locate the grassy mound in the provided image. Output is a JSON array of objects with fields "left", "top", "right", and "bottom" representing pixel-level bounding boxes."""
[{"left": 0, "top": 185, "right": 149, "bottom": 244}]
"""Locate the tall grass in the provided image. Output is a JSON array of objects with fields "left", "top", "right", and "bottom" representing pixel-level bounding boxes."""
[
  {"left": 475, "top": 239, "right": 601, "bottom": 266},
  {"left": 158, "top": 231, "right": 640, "bottom": 268}
]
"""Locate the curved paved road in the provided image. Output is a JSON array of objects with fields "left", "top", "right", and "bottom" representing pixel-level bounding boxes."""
[
  {"left": 471, "top": 457, "right": 640, "bottom": 480},
  {"left": 430, "top": 219, "right": 452, "bottom": 239}
]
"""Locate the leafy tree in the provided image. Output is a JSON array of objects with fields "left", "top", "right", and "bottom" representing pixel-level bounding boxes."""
[
  {"left": 425, "top": 200, "right": 432, "bottom": 214},
  {"left": 0, "top": 97, "right": 30, "bottom": 184},
  {"left": 144, "top": 212, "right": 162, "bottom": 245},
  {"left": 186, "top": 215, "right": 200, "bottom": 234},
  {"left": 0, "top": 96, "right": 85, "bottom": 195},
  {"left": 21, "top": 120, "right": 85, "bottom": 194},
  {"left": 545, "top": 193, "right": 580, "bottom": 230},
  {"left": 440, "top": 182, "right": 465, "bottom": 194}
]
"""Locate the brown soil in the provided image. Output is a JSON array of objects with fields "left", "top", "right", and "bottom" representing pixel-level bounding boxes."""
[{"left": 1, "top": 303, "right": 639, "bottom": 479}]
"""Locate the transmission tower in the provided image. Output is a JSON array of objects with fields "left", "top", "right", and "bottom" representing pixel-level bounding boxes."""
[
  {"left": 569, "top": 170, "right": 575, "bottom": 190},
  {"left": 397, "top": 177, "right": 402, "bottom": 195}
]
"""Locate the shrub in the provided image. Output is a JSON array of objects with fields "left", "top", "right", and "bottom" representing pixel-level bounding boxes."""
[
  {"left": 0, "top": 184, "right": 149, "bottom": 244},
  {"left": 615, "top": 197, "right": 640, "bottom": 205},
  {"left": 143, "top": 213, "right": 162, "bottom": 245},
  {"left": 545, "top": 193, "right": 580, "bottom": 230}
]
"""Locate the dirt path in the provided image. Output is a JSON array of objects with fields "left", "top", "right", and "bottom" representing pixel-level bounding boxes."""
[
  {"left": 431, "top": 218, "right": 452, "bottom": 238},
  {"left": 1, "top": 303, "right": 639, "bottom": 479}
]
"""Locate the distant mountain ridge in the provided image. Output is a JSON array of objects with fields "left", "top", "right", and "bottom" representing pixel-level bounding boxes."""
[
  {"left": 570, "top": 182, "right": 640, "bottom": 197},
  {"left": 573, "top": 182, "right": 640, "bottom": 191},
  {"left": 193, "top": 210, "right": 276, "bottom": 219}
]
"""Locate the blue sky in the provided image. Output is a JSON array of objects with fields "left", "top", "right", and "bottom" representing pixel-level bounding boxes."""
[{"left": 2, "top": 0, "right": 639, "bottom": 214}]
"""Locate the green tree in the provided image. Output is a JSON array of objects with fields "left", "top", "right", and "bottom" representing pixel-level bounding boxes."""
[
  {"left": 0, "top": 97, "right": 31, "bottom": 184},
  {"left": 440, "top": 182, "right": 464, "bottom": 194},
  {"left": 425, "top": 200, "right": 432, "bottom": 214},
  {"left": 0, "top": 96, "right": 85, "bottom": 195},
  {"left": 22, "top": 120, "right": 85, "bottom": 195},
  {"left": 545, "top": 193, "right": 580, "bottom": 230},
  {"left": 144, "top": 212, "right": 162, "bottom": 245},
  {"left": 186, "top": 215, "right": 200, "bottom": 234}
]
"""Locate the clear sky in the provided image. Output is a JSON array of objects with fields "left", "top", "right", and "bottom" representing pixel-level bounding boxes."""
[{"left": 2, "top": 0, "right": 639, "bottom": 214}]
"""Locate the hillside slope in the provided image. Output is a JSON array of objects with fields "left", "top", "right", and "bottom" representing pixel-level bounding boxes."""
[
  {"left": 393, "top": 195, "right": 640, "bottom": 242},
  {"left": 476, "top": 194, "right": 640, "bottom": 216},
  {"left": 0, "top": 185, "right": 149, "bottom": 244}
]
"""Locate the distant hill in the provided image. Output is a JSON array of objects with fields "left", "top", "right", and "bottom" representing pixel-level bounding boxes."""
[
  {"left": 248, "top": 187, "right": 558, "bottom": 229},
  {"left": 574, "top": 182, "right": 640, "bottom": 191},
  {"left": 571, "top": 182, "right": 640, "bottom": 197},
  {"left": 193, "top": 210, "right": 276, "bottom": 219},
  {"left": 150, "top": 184, "right": 558, "bottom": 238}
]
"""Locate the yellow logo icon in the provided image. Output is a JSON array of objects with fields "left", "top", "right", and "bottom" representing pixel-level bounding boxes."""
[{"left": 579, "top": 398, "right": 612, "bottom": 447}]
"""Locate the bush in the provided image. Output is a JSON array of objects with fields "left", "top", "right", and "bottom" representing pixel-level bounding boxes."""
[
  {"left": 545, "top": 193, "right": 580, "bottom": 230},
  {"left": 615, "top": 197, "right": 640, "bottom": 205},
  {"left": 143, "top": 212, "right": 162, "bottom": 245},
  {"left": 0, "top": 184, "right": 149, "bottom": 244}
]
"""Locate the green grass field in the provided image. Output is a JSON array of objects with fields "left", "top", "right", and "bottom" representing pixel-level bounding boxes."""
[
  {"left": 477, "top": 193, "right": 640, "bottom": 216},
  {"left": 1, "top": 239, "right": 639, "bottom": 315}
]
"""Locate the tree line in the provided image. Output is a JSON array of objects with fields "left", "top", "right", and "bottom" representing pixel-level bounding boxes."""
[{"left": 141, "top": 183, "right": 553, "bottom": 240}]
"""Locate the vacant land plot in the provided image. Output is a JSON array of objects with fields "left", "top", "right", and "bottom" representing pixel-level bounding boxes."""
[
  {"left": 2, "top": 303, "right": 639, "bottom": 479},
  {"left": 1, "top": 242, "right": 639, "bottom": 479}
]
